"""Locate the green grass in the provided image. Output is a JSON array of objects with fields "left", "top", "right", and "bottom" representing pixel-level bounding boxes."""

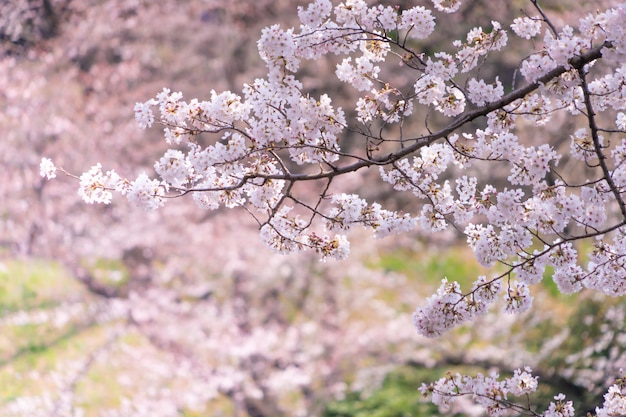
[
  {"left": 0, "top": 259, "right": 86, "bottom": 314},
  {"left": 0, "top": 259, "right": 96, "bottom": 363},
  {"left": 0, "top": 323, "right": 112, "bottom": 403},
  {"left": 0, "top": 258, "right": 123, "bottom": 414},
  {"left": 373, "top": 245, "right": 492, "bottom": 289},
  {"left": 0, "top": 258, "right": 237, "bottom": 416},
  {"left": 323, "top": 366, "right": 437, "bottom": 417}
]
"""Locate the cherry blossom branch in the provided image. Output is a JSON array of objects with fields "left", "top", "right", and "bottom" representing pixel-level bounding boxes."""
[
  {"left": 577, "top": 66, "right": 626, "bottom": 219},
  {"left": 530, "top": 0, "right": 559, "bottom": 38},
  {"left": 222, "top": 42, "right": 610, "bottom": 184}
]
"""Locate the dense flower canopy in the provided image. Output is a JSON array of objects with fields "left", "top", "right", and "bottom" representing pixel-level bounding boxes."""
[{"left": 40, "top": 0, "right": 626, "bottom": 415}]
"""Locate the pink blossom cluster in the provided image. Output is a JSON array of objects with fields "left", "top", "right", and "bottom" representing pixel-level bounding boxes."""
[
  {"left": 518, "top": 4, "right": 626, "bottom": 82},
  {"left": 422, "top": 367, "right": 583, "bottom": 417},
  {"left": 595, "top": 377, "right": 626, "bottom": 417},
  {"left": 40, "top": 0, "right": 626, "bottom": 326},
  {"left": 420, "top": 367, "right": 540, "bottom": 416},
  {"left": 412, "top": 278, "right": 494, "bottom": 338},
  {"left": 422, "top": 369, "right": 626, "bottom": 417}
]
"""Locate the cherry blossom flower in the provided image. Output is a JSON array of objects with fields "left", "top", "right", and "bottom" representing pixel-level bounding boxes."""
[
  {"left": 127, "top": 173, "right": 165, "bottom": 210},
  {"left": 39, "top": 157, "right": 56, "bottom": 180},
  {"left": 511, "top": 17, "right": 542, "bottom": 39},
  {"left": 432, "top": 0, "right": 462, "bottom": 14},
  {"left": 399, "top": 6, "right": 436, "bottom": 39}
]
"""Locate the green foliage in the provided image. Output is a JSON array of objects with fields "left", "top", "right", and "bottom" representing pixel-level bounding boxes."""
[
  {"left": 544, "top": 295, "right": 626, "bottom": 407},
  {"left": 540, "top": 266, "right": 561, "bottom": 297},
  {"left": 374, "top": 246, "right": 489, "bottom": 289},
  {"left": 323, "top": 367, "right": 440, "bottom": 417}
]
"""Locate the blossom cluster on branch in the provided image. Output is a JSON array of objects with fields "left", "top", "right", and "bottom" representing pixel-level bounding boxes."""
[
  {"left": 41, "top": 0, "right": 626, "bottom": 414},
  {"left": 421, "top": 368, "right": 626, "bottom": 417}
]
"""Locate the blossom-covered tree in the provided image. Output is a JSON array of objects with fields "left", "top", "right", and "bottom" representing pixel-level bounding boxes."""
[{"left": 34, "top": 0, "right": 626, "bottom": 415}]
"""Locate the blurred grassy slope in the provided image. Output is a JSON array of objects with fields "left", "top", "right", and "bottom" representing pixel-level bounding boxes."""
[
  {"left": 0, "top": 259, "right": 237, "bottom": 415},
  {"left": 0, "top": 249, "right": 488, "bottom": 413},
  {"left": 1, "top": 245, "right": 623, "bottom": 416}
]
